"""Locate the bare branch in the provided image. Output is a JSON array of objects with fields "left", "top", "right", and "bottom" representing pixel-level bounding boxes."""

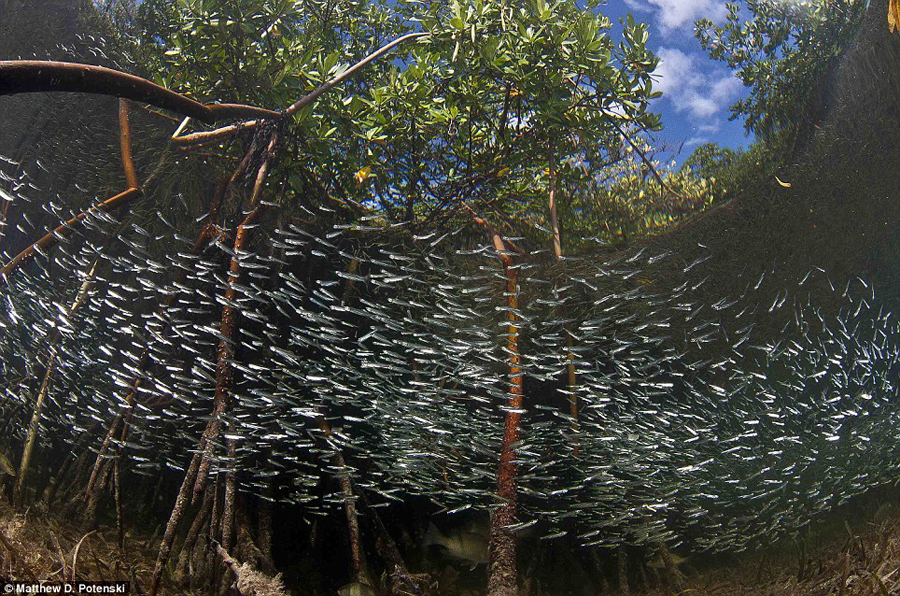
[
  {"left": 172, "top": 119, "right": 261, "bottom": 145},
  {"left": 599, "top": 109, "right": 687, "bottom": 201},
  {"left": 286, "top": 32, "right": 430, "bottom": 115}
]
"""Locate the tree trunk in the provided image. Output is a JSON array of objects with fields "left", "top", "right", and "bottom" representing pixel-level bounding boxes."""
[{"left": 487, "top": 231, "right": 524, "bottom": 596}]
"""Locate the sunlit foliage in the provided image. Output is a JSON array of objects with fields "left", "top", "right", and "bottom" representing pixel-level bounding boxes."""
[
  {"left": 696, "top": 0, "right": 865, "bottom": 144},
  {"left": 128, "top": 0, "right": 729, "bottom": 247}
]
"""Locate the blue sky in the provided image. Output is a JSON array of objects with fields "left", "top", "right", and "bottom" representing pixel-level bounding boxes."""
[{"left": 602, "top": 0, "right": 754, "bottom": 165}]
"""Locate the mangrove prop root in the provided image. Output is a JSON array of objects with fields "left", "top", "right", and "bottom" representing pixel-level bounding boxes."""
[
  {"left": 3, "top": 94, "right": 144, "bottom": 285},
  {"left": 547, "top": 147, "right": 580, "bottom": 456},
  {"left": 190, "top": 199, "right": 269, "bottom": 503},
  {"left": 234, "top": 495, "right": 263, "bottom": 562},
  {"left": 338, "top": 445, "right": 365, "bottom": 580},
  {"left": 0, "top": 61, "right": 279, "bottom": 124},
  {"left": 216, "top": 452, "right": 238, "bottom": 596},
  {"left": 356, "top": 483, "right": 423, "bottom": 595},
  {"left": 12, "top": 351, "right": 56, "bottom": 507},
  {"left": 84, "top": 458, "right": 112, "bottom": 523},
  {"left": 486, "top": 242, "right": 523, "bottom": 596},
  {"left": 176, "top": 486, "right": 214, "bottom": 584},
  {"left": 300, "top": 261, "right": 371, "bottom": 586},
  {"left": 257, "top": 489, "right": 275, "bottom": 574},
  {"left": 14, "top": 251, "right": 106, "bottom": 506},
  {"left": 3, "top": 29, "right": 431, "bottom": 595},
  {"left": 838, "top": 551, "right": 851, "bottom": 596},
  {"left": 221, "top": 440, "right": 238, "bottom": 555},
  {"left": 86, "top": 172, "right": 233, "bottom": 500},
  {"left": 152, "top": 132, "right": 277, "bottom": 596},
  {"left": 0, "top": 34, "right": 427, "bottom": 149},
  {"left": 566, "top": 333, "right": 579, "bottom": 457},
  {"left": 119, "top": 99, "right": 139, "bottom": 189},
  {"left": 148, "top": 451, "right": 203, "bottom": 596},
  {"left": 192, "top": 132, "right": 278, "bottom": 505},
  {"left": 53, "top": 442, "right": 94, "bottom": 506},
  {"left": 590, "top": 548, "right": 610, "bottom": 593},
  {"left": 15, "top": 239, "right": 116, "bottom": 508},
  {"left": 520, "top": 543, "right": 541, "bottom": 596},
  {"left": 41, "top": 447, "right": 73, "bottom": 504},
  {"left": 13, "top": 251, "right": 102, "bottom": 504},
  {"left": 2, "top": 32, "right": 419, "bottom": 281},
  {"left": 618, "top": 547, "right": 630, "bottom": 596},
  {"left": 0, "top": 186, "right": 140, "bottom": 282},
  {"left": 207, "top": 475, "right": 223, "bottom": 592},
  {"left": 114, "top": 458, "right": 124, "bottom": 551},
  {"left": 463, "top": 205, "right": 526, "bottom": 596},
  {"left": 85, "top": 415, "right": 123, "bottom": 500},
  {"left": 657, "top": 542, "right": 686, "bottom": 591},
  {"left": 315, "top": 416, "right": 368, "bottom": 583}
]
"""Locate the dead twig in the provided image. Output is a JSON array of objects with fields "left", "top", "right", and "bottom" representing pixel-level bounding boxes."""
[
  {"left": 70, "top": 530, "right": 96, "bottom": 581},
  {"left": 838, "top": 551, "right": 850, "bottom": 596},
  {"left": 51, "top": 531, "right": 68, "bottom": 579}
]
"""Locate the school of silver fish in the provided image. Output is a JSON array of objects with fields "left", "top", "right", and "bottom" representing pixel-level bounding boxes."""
[{"left": 0, "top": 133, "right": 897, "bottom": 560}]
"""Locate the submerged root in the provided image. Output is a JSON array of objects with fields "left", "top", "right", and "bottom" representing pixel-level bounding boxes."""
[{"left": 175, "top": 487, "right": 214, "bottom": 585}]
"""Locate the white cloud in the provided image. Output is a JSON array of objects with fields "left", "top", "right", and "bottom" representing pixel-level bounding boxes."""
[
  {"left": 685, "top": 135, "right": 709, "bottom": 148},
  {"left": 624, "top": 0, "right": 728, "bottom": 31},
  {"left": 654, "top": 47, "right": 741, "bottom": 122}
]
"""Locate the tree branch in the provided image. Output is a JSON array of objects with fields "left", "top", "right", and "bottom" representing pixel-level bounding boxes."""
[
  {"left": 599, "top": 109, "right": 686, "bottom": 201},
  {"left": 171, "top": 31, "right": 431, "bottom": 145},
  {"left": 285, "top": 32, "right": 430, "bottom": 115}
]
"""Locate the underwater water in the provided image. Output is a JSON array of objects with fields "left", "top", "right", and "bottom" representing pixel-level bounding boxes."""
[{"left": 0, "top": 0, "right": 899, "bottom": 595}]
